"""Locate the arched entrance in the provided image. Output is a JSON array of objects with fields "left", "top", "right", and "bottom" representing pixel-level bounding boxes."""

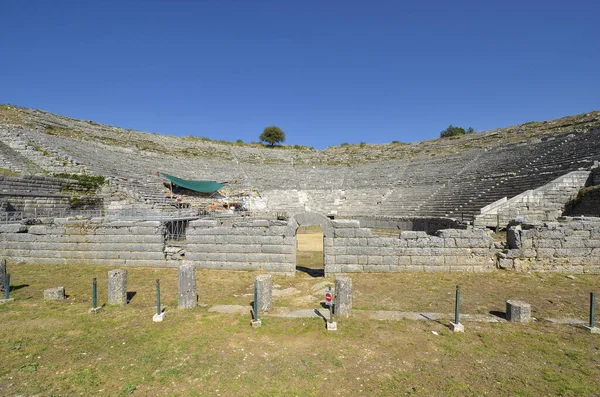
[{"left": 287, "top": 212, "right": 333, "bottom": 277}]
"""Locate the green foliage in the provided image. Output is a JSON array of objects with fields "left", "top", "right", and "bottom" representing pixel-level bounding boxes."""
[
  {"left": 121, "top": 384, "right": 137, "bottom": 394},
  {"left": 359, "top": 142, "right": 366, "bottom": 148},
  {"left": 340, "top": 142, "right": 350, "bottom": 147},
  {"left": 440, "top": 125, "right": 475, "bottom": 138},
  {"left": 259, "top": 126, "right": 285, "bottom": 146},
  {"left": 53, "top": 173, "right": 105, "bottom": 191},
  {"left": 236, "top": 139, "right": 243, "bottom": 145}
]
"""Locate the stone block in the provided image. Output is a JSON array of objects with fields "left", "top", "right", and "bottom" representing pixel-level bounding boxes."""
[
  {"left": 340, "top": 264, "right": 363, "bottom": 272},
  {"left": 506, "top": 300, "right": 531, "bottom": 322},
  {"left": 44, "top": 286, "right": 65, "bottom": 300},
  {"left": 332, "top": 219, "right": 360, "bottom": 228},
  {"left": 178, "top": 264, "right": 197, "bottom": 309},
  {"left": 449, "top": 321, "right": 464, "bottom": 332},
  {"left": 255, "top": 274, "right": 272, "bottom": 314},
  {"left": 108, "top": 269, "right": 127, "bottom": 306},
  {"left": 334, "top": 276, "right": 352, "bottom": 318},
  {"left": 334, "top": 229, "right": 356, "bottom": 238}
]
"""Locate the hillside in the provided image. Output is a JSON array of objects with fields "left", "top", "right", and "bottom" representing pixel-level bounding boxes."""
[{"left": 1, "top": 104, "right": 599, "bottom": 166}]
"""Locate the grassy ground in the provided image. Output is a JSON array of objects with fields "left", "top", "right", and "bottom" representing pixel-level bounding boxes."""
[{"left": 1, "top": 261, "right": 600, "bottom": 396}]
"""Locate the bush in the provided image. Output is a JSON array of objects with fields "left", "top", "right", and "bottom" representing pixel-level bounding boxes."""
[
  {"left": 440, "top": 125, "right": 475, "bottom": 138},
  {"left": 53, "top": 173, "right": 105, "bottom": 191}
]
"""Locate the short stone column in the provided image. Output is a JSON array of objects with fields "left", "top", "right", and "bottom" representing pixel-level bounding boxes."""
[
  {"left": 255, "top": 274, "right": 272, "bottom": 314},
  {"left": 44, "top": 286, "right": 65, "bottom": 300},
  {"left": 178, "top": 264, "right": 197, "bottom": 309},
  {"left": 334, "top": 276, "right": 352, "bottom": 318},
  {"left": 506, "top": 300, "right": 531, "bottom": 322},
  {"left": 108, "top": 269, "right": 128, "bottom": 306},
  {"left": 0, "top": 259, "right": 6, "bottom": 294}
]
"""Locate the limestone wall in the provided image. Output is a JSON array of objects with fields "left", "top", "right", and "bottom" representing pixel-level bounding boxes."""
[
  {"left": 0, "top": 219, "right": 169, "bottom": 266},
  {"left": 324, "top": 220, "right": 496, "bottom": 273},
  {"left": 184, "top": 218, "right": 296, "bottom": 274},
  {"left": 499, "top": 219, "right": 600, "bottom": 273}
]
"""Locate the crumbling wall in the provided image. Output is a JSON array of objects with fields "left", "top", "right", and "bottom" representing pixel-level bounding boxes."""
[
  {"left": 499, "top": 219, "right": 600, "bottom": 273},
  {"left": 324, "top": 220, "right": 496, "bottom": 273},
  {"left": 0, "top": 219, "right": 168, "bottom": 266},
  {"left": 184, "top": 218, "right": 296, "bottom": 274}
]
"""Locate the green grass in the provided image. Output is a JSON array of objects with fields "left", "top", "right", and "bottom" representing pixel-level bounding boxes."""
[
  {"left": 1, "top": 263, "right": 600, "bottom": 395},
  {"left": 0, "top": 167, "right": 20, "bottom": 177}
]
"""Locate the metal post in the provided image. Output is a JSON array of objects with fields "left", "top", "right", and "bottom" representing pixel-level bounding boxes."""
[
  {"left": 455, "top": 285, "right": 460, "bottom": 325},
  {"left": 156, "top": 279, "right": 161, "bottom": 316},
  {"left": 590, "top": 292, "right": 596, "bottom": 329},
  {"left": 92, "top": 278, "right": 97, "bottom": 309},
  {"left": 253, "top": 279, "right": 259, "bottom": 321},
  {"left": 328, "top": 286, "right": 333, "bottom": 323},
  {"left": 5, "top": 274, "right": 10, "bottom": 300}
]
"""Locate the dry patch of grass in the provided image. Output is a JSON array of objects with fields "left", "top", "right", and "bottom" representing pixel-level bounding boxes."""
[
  {"left": 0, "top": 168, "right": 21, "bottom": 177},
  {"left": 1, "top": 263, "right": 600, "bottom": 396}
]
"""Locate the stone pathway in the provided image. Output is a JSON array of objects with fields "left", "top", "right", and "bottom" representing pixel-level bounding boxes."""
[{"left": 207, "top": 304, "right": 589, "bottom": 325}]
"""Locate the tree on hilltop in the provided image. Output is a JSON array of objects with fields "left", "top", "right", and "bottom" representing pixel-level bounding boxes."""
[
  {"left": 260, "top": 126, "right": 286, "bottom": 146},
  {"left": 440, "top": 125, "right": 475, "bottom": 138}
]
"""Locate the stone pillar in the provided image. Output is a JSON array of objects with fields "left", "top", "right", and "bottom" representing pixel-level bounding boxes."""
[
  {"left": 255, "top": 274, "right": 272, "bottom": 314},
  {"left": 178, "top": 264, "right": 197, "bottom": 309},
  {"left": 108, "top": 269, "right": 127, "bottom": 306},
  {"left": 334, "top": 276, "right": 352, "bottom": 318},
  {"left": 0, "top": 259, "right": 6, "bottom": 294},
  {"left": 506, "top": 300, "right": 531, "bottom": 322}
]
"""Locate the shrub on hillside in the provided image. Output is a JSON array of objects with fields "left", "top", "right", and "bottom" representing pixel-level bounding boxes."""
[{"left": 440, "top": 125, "right": 475, "bottom": 138}]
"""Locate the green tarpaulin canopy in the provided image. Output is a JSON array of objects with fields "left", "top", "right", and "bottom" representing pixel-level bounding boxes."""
[{"left": 160, "top": 173, "right": 225, "bottom": 193}]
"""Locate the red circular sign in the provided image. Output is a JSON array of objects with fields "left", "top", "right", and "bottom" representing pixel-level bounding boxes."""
[{"left": 325, "top": 292, "right": 332, "bottom": 302}]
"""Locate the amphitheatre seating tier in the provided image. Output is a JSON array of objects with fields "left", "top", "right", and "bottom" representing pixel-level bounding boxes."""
[{"left": 1, "top": 105, "right": 599, "bottom": 220}]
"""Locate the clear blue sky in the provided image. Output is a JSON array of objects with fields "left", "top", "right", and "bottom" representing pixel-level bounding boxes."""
[{"left": 1, "top": 1, "right": 599, "bottom": 149}]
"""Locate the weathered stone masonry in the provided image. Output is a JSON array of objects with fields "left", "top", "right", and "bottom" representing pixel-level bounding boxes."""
[
  {"left": 184, "top": 219, "right": 296, "bottom": 274},
  {"left": 0, "top": 220, "right": 169, "bottom": 266},
  {"left": 2, "top": 214, "right": 600, "bottom": 274},
  {"left": 499, "top": 218, "right": 600, "bottom": 273},
  {"left": 324, "top": 220, "right": 496, "bottom": 273}
]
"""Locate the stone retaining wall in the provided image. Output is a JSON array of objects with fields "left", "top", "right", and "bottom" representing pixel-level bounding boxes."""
[
  {"left": 3, "top": 215, "right": 600, "bottom": 275},
  {"left": 0, "top": 219, "right": 169, "bottom": 266},
  {"left": 499, "top": 218, "right": 600, "bottom": 273},
  {"left": 184, "top": 218, "right": 296, "bottom": 274},
  {"left": 324, "top": 220, "right": 496, "bottom": 274}
]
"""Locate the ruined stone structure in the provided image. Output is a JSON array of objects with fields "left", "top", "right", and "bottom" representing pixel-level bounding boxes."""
[
  {"left": 0, "top": 105, "right": 599, "bottom": 274},
  {"left": 499, "top": 218, "right": 600, "bottom": 273}
]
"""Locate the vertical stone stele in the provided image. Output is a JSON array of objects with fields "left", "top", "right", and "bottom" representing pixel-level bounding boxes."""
[
  {"left": 178, "top": 263, "right": 197, "bottom": 309},
  {"left": 0, "top": 258, "right": 6, "bottom": 294},
  {"left": 255, "top": 274, "right": 272, "bottom": 314},
  {"left": 506, "top": 300, "right": 531, "bottom": 322},
  {"left": 108, "top": 269, "right": 128, "bottom": 306},
  {"left": 334, "top": 276, "right": 352, "bottom": 318}
]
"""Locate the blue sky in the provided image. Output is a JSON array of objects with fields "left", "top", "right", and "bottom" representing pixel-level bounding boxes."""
[{"left": 1, "top": 1, "right": 599, "bottom": 149}]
